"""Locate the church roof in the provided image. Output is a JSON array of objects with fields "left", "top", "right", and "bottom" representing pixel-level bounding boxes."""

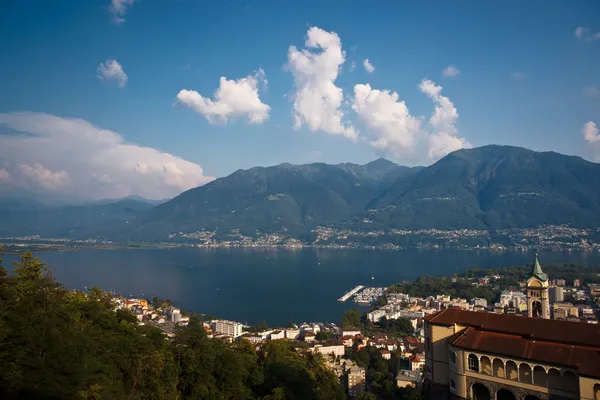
[{"left": 528, "top": 254, "right": 548, "bottom": 282}]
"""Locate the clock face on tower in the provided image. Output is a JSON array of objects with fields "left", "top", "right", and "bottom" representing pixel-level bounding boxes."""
[{"left": 532, "top": 300, "right": 543, "bottom": 318}]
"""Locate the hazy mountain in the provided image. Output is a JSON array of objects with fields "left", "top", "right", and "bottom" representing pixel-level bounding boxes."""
[
  {"left": 0, "top": 198, "right": 155, "bottom": 238},
  {"left": 117, "top": 159, "right": 416, "bottom": 241},
  {"left": 2, "top": 147, "right": 600, "bottom": 242}
]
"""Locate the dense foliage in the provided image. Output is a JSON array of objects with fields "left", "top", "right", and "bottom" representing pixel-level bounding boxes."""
[
  {"left": 341, "top": 309, "right": 362, "bottom": 328},
  {"left": 388, "top": 276, "right": 500, "bottom": 303},
  {"left": 0, "top": 249, "right": 344, "bottom": 400}
]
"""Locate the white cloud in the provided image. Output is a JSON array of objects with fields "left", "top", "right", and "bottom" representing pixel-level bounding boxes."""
[
  {"left": 286, "top": 26, "right": 357, "bottom": 141},
  {"left": 0, "top": 168, "right": 9, "bottom": 182},
  {"left": 575, "top": 26, "right": 600, "bottom": 41},
  {"left": 109, "top": 0, "right": 135, "bottom": 24},
  {"left": 0, "top": 112, "right": 213, "bottom": 200},
  {"left": 442, "top": 65, "right": 460, "bottom": 77},
  {"left": 582, "top": 121, "right": 600, "bottom": 143},
  {"left": 349, "top": 61, "right": 356, "bottom": 72},
  {"left": 176, "top": 68, "right": 270, "bottom": 125},
  {"left": 363, "top": 59, "right": 375, "bottom": 74},
  {"left": 511, "top": 71, "right": 527, "bottom": 80},
  {"left": 419, "top": 79, "right": 472, "bottom": 158},
  {"left": 97, "top": 59, "right": 128, "bottom": 87},
  {"left": 583, "top": 86, "right": 600, "bottom": 99},
  {"left": 352, "top": 84, "right": 422, "bottom": 156}
]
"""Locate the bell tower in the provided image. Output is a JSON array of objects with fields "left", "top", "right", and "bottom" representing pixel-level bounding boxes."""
[{"left": 526, "top": 254, "right": 550, "bottom": 319}]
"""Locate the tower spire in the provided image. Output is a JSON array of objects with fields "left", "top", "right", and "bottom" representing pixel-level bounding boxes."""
[{"left": 531, "top": 253, "right": 548, "bottom": 281}]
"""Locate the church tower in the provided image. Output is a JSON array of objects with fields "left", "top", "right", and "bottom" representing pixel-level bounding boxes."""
[{"left": 526, "top": 254, "right": 550, "bottom": 319}]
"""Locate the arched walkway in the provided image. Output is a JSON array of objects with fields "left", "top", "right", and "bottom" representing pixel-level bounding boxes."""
[
  {"left": 480, "top": 356, "right": 492, "bottom": 375},
  {"left": 547, "top": 368, "right": 561, "bottom": 390},
  {"left": 493, "top": 358, "right": 505, "bottom": 378},
  {"left": 519, "top": 363, "right": 532, "bottom": 384},
  {"left": 497, "top": 388, "right": 517, "bottom": 400},
  {"left": 533, "top": 365, "right": 547, "bottom": 387},
  {"left": 468, "top": 353, "right": 480, "bottom": 372},
  {"left": 506, "top": 361, "right": 518, "bottom": 381},
  {"left": 472, "top": 383, "right": 490, "bottom": 400}
]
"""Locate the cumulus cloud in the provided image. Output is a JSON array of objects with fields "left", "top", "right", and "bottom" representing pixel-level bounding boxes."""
[
  {"left": 363, "top": 59, "right": 375, "bottom": 74},
  {"left": 109, "top": 0, "right": 135, "bottom": 24},
  {"left": 583, "top": 121, "right": 600, "bottom": 143},
  {"left": 97, "top": 59, "right": 128, "bottom": 87},
  {"left": 442, "top": 65, "right": 460, "bottom": 77},
  {"left": 583, "top": 86, "right": 600, "bottom": 99},
  {"left": 511, "top": 71, "right": 527, "bottom": 80},
  {"left": 176, "top": 68, "right": 270, "bottom": 125},
  {"left": 575, "top": 26, "right": 600, "bottom": 41},
  {"left": 0, "top": 112, "right": 213, "bottom": 200},
  {"left": 419, "top": 79, "right": 472, "bottom": 159},
  {"left": 286, "top": 27, "right": 357, "bottom": 141},
  {"left": 583, "top": 121, "right": 600, "bottom": 161},
  {"left": 352, "top": 84, "right": 422, "bottom": 156}
]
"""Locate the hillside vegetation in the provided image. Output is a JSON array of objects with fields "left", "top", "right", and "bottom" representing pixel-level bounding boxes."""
[{"left": 0, "top": 249, "right": 344, "bottom": 400}]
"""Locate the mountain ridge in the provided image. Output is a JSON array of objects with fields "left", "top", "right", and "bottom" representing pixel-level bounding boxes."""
[{"left": 1, "top": 146, "right": 600, "bottom": 243}]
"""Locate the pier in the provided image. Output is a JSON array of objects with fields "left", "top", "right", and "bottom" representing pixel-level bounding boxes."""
[{"left": 337, "top": 285, "right": 365, "bottom": 302}]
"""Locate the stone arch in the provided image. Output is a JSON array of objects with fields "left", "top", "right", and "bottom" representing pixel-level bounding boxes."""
[
  {"left": 468, "top": 353, "right": 479, "bottom": 372},
  {"left": 562, "top": 370, "right": 579, "bottom": 394},
  {"left": 524, "top": 396, "right": 541, "bottom": 400},
  {"left": 506, "top": 360, "right": 518, "bottom": 381},
  {"left": 480, "top": 355, "right": 492, "bottom": 375},
  {"left": 492, "top": 358, "right": 505, "bottom": 378},
  {"left": 547, "top": 368, "right": 561, "bottom": 390},
  {"left": 533, "top": 365, "right": 547, "bottom": 387},
  {"left": 496, "top": 388, "right": 517, "bottom": 400},
  {"left": 472, "top": 383, "right": 490, "bottom": 400},
  {"left": 519, "top": 363, "right": 533, "bottom": 384}
]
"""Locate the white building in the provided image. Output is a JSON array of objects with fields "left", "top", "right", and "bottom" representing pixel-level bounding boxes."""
[
  {"left": 269, "top": 330, "right": 285, "bottom": 340},
  {"left": 471, "top": 298, "right": 488, "bottom": 308},
  {"left": 212, "top": 320, "right": 244, "bottom": 338},
  {"left": 285, "top": 328, "right": 300, "bottom": 340},
  {"left": 310, "top": 341, "right": 345, "bottom": 358}
]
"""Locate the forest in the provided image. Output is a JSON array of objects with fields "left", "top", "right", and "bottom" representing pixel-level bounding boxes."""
[{"left": 0, "top": 249, "right": 345, "bottom": 400}]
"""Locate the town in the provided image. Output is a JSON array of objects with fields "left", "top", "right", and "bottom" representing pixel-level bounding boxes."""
[
  {"left": 108, "top": 255, "right": 600, "bottom": 399},
  {"left": 3, "top": 224, "right": 600, "bottom": 253}
]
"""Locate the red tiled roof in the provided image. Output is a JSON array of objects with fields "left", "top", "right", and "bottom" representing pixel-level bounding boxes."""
[
  {"left": 425, "top": 308, "right": 600, "bottom": 348},
  {"left": 448, "top": 326, "right": 600, "bottom": 379}
]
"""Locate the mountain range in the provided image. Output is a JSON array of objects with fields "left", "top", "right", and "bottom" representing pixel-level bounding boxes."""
[{"left": 1, "top": 145, "right": 600, "bottom": 243}]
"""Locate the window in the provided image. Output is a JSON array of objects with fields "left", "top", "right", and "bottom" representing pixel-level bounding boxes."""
[
  {"left": 449, "top": 351, "right": 456, "bottom": 364},
  {"left": 468, "top": 354, "right": 479, "bottom": 372},
  {"left": 450, "top": 379, "right": 456, "bottom": 389}
]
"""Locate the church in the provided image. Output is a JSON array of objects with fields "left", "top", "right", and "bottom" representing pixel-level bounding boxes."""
[{"left": 423, "top": 256, "right": 600, "bottom": 400}]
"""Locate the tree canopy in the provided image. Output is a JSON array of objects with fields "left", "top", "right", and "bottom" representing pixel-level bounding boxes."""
[{"left": 0, "top": 250, "right": 344, "bottom": 400}]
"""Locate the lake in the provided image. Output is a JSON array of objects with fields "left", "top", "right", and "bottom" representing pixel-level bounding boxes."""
[{"left": 4, "top": 248, "right": 600, "bottom": 326}]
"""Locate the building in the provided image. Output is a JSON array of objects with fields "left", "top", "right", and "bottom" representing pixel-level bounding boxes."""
[
  {"left": 285, "top": 328, "right": 300, "bottom": 340},
  {"left": 409, "top": 355, "right": 425, "bottom": 371},
  {"left": 471, "top": 298, "right": 488, "bottom": 308},
  {"left": 342, "top": 328, "right": 362, "bottom": 337},
  {"left": 549, "top": 286, "right": 564, "bottom": 303},
  {"left": 526, "top": 255, "right": 550, "bottom": 319},
  {"left": 212, "top": 320, "right": 243, "bottom": 338},
  {"left": 348, "top": 365, "right": 366, "bottom": 398},
  {"left": 381, "top": 350, "right": 391, "bottom": 360},
  {"left": 269, "top": 330, "right": 285, "bottom": 340},
  {"left": 424, "top": 308, "right": 600, "bottom": 400},
  {"left": 574, "top": 279, "right": 581, "bottom": 288},
  {"left": 310, "top": 341, "right": 345, "bottom": 358},
  {"left": 396, "top": 369, "right": 422, "bottom": 388}
]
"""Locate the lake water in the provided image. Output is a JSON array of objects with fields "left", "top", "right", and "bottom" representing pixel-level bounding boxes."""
[{"left": 4, "top": 248, "right": 600, "bottom": 326}]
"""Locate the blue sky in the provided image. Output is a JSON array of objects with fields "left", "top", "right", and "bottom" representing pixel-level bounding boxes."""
[{"left": 0, "top": 0, "right": 599, "bottom": 200}]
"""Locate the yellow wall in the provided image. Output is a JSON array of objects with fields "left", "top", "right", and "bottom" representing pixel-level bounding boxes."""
[{"left": 579, "top": 376, "right": 600, "bottom": 400}]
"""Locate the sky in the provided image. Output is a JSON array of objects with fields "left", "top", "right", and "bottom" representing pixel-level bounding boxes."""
[{"left": 0, "top": 0, "right": 599, "bottom": 201}]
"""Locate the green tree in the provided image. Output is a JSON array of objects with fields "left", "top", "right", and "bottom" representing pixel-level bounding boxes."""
[{"left": 342, "top": 309, "right": 361, "bottom": 328}]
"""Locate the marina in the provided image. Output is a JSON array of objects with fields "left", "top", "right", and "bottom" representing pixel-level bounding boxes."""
[
  {"left": 353, "top": 287, "right": 387, "bottom": 305},
  {"left": 337, "top": 285, "right": 364, "bottom": 302}
]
